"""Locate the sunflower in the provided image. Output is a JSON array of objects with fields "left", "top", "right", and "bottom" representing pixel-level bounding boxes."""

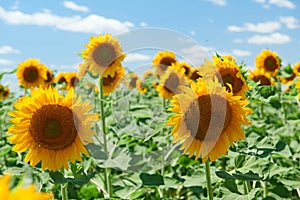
[
  {"left": 55, "top": 72, "right": 69, "bottom": 89},
  {"left": 67, "top": 72, "right": 80, "bottom": 88},
  {"left": 0, "top": 174, "right": 53, "bottom": 200},
  {"left": 248, "top": 69, "right": 273, "bottom": 86},
  {"left": 173, "top": 61, "right": 192, "bottom": 77},
  {"left": 293, "top": 61, "right": 300, "bottom": 76},
  {"left": 166, "top": 78, "right": 251, "bottom": 162},
  {"left": 207, "top": 56, "right": 250, "bottom": 98},
  {"left": 7, "top": 87, "right": 98, "bottom": 171},
  {"left": 0, "top": 84, "right": 10, "bottom": 100},
  {"left": 43, "top": 69, "right": 54, "bottom": 87},
  {"left": 82, "top": 34, "right": 126, "bottom": 77},
  {"left": 125, "top": 72, "right": 139, "bottom": 89},
  {"left": 155, "top": 65, "right": 188, "bottom": 99},
  {"left": 189, "top": 68, "right": 203, "bottom": 81},
  {"left": 102, "top": 66, "right": 125, "bottom": 96},
  {"left": 280, "top": 73, "right": 296, "bottom": 85},
  {"left": 255, "top": 49, "right": 280, "bottom": 76},
  {"left": 143, "top": 70, "right": 154, "bottom": 79},
  {"left": 295, "top": 79, "right": 300, "bottom": 99},
  {"left": 16, "top": 58, "right": 48, "bottom": 89},
  {"left": 152, "top": 51, "right": 177, "bottom": 78},
  {"left": 136, "top": 79, "right": 147, "bottom": 94},
  {"left": 78, "top": 63, "right": 89, "bottom": 79}
]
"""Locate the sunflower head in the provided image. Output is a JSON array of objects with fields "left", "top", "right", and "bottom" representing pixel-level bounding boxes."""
[
  {"left": 173, "top": 61, "right": 192, "bottom": 77},
  {"left": 189, "top": 67, "right": 203, "bottom": 81},
  {"left": 55, "top": 72, "right": 69, "bottom": 90},
  {"left": 136, "top": 79, "right": 147, "bottom": 94},
  {"left": 255, "top": 49, "right": 280, "bottom": 76},
  {"left": 143, "top": 70, "right": 155, "bottom": 79},
  {"left": 102, "top": 66, "right": 125, "bottom": 96},
  {"left": 0, "top": 174, "right": 53, "bottom": 199},
  {"left": 209, "top": 56, "right": 250, "bottom": 98},
  {"left": 293, "top": 61, "right": 300, "bottom": 76},
  {"left": 166, "top": 78, "right": 251, "bottom": 162},
  {"left": 248, "top": 69, "right": 273, "bottom": 86},
  {"left": 82, "top": 34, "right": 126, "bottom": 78},
  {"left": 67, "top": 72, "right": 80, "bottom": 88},
  {"left": 155, "top": 64, "right": 188, "bottom": 99},
  {"left": 125, "top": 72, "right": 139, "bottom": 89},
  {"left": 0, "top": 84, "right": 10, "bottom": 100},
  {"left": 152, "top": 51, "right": 177, "bottom": 78},
  {"left": 78, "top": 63, "right": 89, "bottom": 79},
  {"left": 16, "top": 58, "right": 48, "bottom": 89},
  {"left": 7, "top": 87, "right": 98, "bottom": 171},
  {"left": 43, "top": 68, "right": 54, "bottom": 87}
]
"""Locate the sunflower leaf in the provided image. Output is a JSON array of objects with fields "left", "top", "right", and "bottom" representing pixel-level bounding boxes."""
[{"left": 140, "top": 173, "right": 164, "bottom": 186}]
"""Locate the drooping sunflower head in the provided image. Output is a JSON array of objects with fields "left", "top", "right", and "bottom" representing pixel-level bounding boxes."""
[
  {"left": 102, "top": 66, "right": 125, "bottom": 96},
  {"left": 152, "top": 51, "right": 177, "bottom": 78},
  {"left": 16, "top": 58, "right": 48, "bottom": 89},
  {"left": 255, "top": 49, "right": 280, "bottom": 76},
  {"left": 125, "top": 72, "right": 139, "bottom": 89},
  {"left": 155, "top": 65, "right": 188, "bottom": 99},
  {"left": 67, "top": 71, "right": 80, "bottom": 88},
  {"left": 0, "top": 174, "right": 53, "bottom": 199},
  {"left": 210, "top": 55, "right": 250, "bottom": 98},
  {"left": 7, "top": 87, "right": 98, "bottom": 171},
  {"left": 82, "top": 34, "right": 126, "bottom": 78},
  {"left": 248, "top": 68, "right": 273, "bottom": 86},
  {"left": 166, "top": 78, "right": 251, "bottom": 162},
  {"left": 0, "top": 84, "right": 10, "bottom": 100},
  {"left": 293, "top": 61, "right": 300, "bottom": 76}
]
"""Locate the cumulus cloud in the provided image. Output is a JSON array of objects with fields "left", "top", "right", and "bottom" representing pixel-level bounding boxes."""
[
  {"left": 247, "top": 32, "right": 291, "bottom": 44},
  {"left": 232, "top": 49, "right": 251, "bottom": 57},
  {"left": 279, "top": 16, "right": 299, "bottom": 29},
  {"left": 124, "top": 53, "right": 152, "bottom": 62},
  {"left": 255, "top": 0, "right": 295, "bottom": 9},
  {"left": 63, "top": 1, "right": 89, "bottom": 12},
  {"left": 208, "top": 0, "right": 226, "bottom": 6},
  {"left": 228, "top": 21, "right": 281, "bottom": 33},
  {"left": 0, "top": 59, "right": 14, "bottom": 65},
  {"left": 0, "top": 6, "right": 134, "bottom": 34},
  {"left": 0, "top": 45, "right": 19, "bottom": 54}
]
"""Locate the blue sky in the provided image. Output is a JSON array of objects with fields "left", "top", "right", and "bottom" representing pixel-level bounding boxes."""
[{"left": 0, "top": 0, "right": 299, "bottom": 89}]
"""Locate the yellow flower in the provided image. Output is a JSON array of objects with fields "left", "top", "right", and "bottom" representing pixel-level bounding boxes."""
[
  {"left": 55, "top": 72, "right": 69, "bottom": 89},
  {"left": 173, "top": 61, "right": 192, "bottom": 77},
  {"left": 293, "top": 61, "right": 300, "bottom": 76},
  {"left": 0, "top": 84, "right": 10, "bottom": 100},
  {"left": 255, "top": 49, "right": 280, "bottom": 76},
  {"left": 0, "top": 174, "right": 53, "bottom": 200},
  {"left": 78, "top": 63, "right": 89, "bottom": 79},
  {"left": 16, "top": 58, "right": 47, "bottom": 89},
  {"left": 143, "top": 70, "right": 154, "bottom": 79},
  {"left": 166, "top": 78, "right": 251, "bottom": 162},
  {"left": 82, "top": 34, "right": 126, "bottom": 77},
  {"left": 155, "top": 64, "right": 188, "bottom": 99},
  {"left": 67, "top": 71, "right": 80, "bottom": 88},
  {"left": 189, "top": 68, "right": 203, "bottom": 81},
  {"left": 248, "top": 69, "right": 273, "bottom": 86},
  {"left": 44, "top": 69, "right": 54, "bottom": 87},
  {"left": 280, "top": 73, "right": 296, "bottom": 85},
  {"left": 102, "top": 66, "right": 125, "bottom": 96},
  {"left": 136, "top": 79, "right": 147, "bottom": 94},
  {"left": 207, "top": 56, "right": 250, "bottom": 98},
  {"left": 125, "top": 72, "right": 139, "bottom": 89},
  {"left": 295, "top": 79, "right": 300, "bottom": 99},
  {"left": 7, "top": 87, "right": 98, "bottom": 171},
  {"left": 152, "top": 51, "right": 177, "bottom": 78}
]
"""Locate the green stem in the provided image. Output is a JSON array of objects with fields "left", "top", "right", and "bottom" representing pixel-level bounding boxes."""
[
  {"left": 205, "top": 160, "right": 214, "bottom": 200},
  {"left": 161, "top": 98, "right": 165, "bottom": 198},
  {"left": 99, "top": 78, "right": 112, "bottom": 198},
  {"left": 60, "top": 169, "right": 68, "bottom": 200},
  {"left": 263, "top": 181, "right": 268, "bottom": 198}
]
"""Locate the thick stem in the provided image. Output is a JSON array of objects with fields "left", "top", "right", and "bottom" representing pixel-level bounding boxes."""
[
  {"left": 205, "top": 160, "right": 214, "bottom": 200},
  {"left": 60, "top": 169, "right": 68, "bottom": 200},
  {"left": 98, "top": 78, "right": 112, "bottom": 198}
]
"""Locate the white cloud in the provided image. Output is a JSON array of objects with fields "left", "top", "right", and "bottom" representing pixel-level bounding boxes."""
[
  {"left": 0, "top": 45, "right": 19, "bottom": 54},
  {"left": 49, "top": 62, "right": 80, "bottom": 71},
  {"left": 180, "top": 45, "right": 212, "bottom": 65},
  {"left": 232, "top": 49, "right": 251, "bottom": 57},
  {"left": 140, "top": 22, "right": 147, "bottom": 27},
  {"left": 247, "top": 32, "right": 291, "bottom": 44},
  {"left": 0, "top": 6, "right": 134, "bottom": 34},
  {"left": 269, "top": 0, "right": 295, "bottom": 9},
  {"left": 0, "top": 59, "right": 14, "bottom": 65},
  {"left": 279, "top": 16, "right": 299, "bottom": 29},
  {"left": 255, "top": 0, "right": 295, "bottom": 9},
  {"left": 190, "top": 31, "right": 196, "bottom": 36},
  {"left": 228, "top": 21, "right": 281, "bottom": 33},
  {"left": 63, "top": 1, "right": 89, "bottom": 12},
  {"left": 208, "top": 0, "right": 226, "bottom": 6},
  {"left": 124, "top": 53, "right": 151, "bottom": 62}
]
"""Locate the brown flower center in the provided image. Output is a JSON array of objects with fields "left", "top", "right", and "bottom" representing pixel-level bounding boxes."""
[
  {"left": 92, "top": 43, "right": 118, "bottom": 67},
  {"left": 182, "top": 65, "right": 190, "bottom": 76},
  {"left": 253, "top": 75, "right": 271, "bottom": 86},
  {"left": 45, "top": 71, "right": 53, "bottom": 83},
  {"left": 30, "top": 105, "right": 78, "bottom": 150},
  {"left": 264, "top": 56, "right": 278, "bottom": 72},
  {"left": 58, "top": 77, "right": 67, "bottom": 84},
  {"left": 221, "top": 72, "right": 243, "bottom": 94},
  {"left": 184, "top": 94, "right": 232, "bottom": 141},
  {"left": 70, "top": 77, "right": 79, "bottom": 88},
  {"left": 23, "top": 66, "right": 39, "bottom": 83},
  {"left": 190, "top": 70, "right": 202, "bottom": 80},
  {"left": 164, "top": 72, "right": 180, "bottom": 93},
  {"left": 103, "top": 74, "right": 117, "bottom": 86},
  {"left": 129, "top": 77, "right": 138, "bottom": 88}
]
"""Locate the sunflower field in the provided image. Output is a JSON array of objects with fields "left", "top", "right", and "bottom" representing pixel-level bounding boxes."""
[{"left": 1, "top": 33, "right": 300, "bottom": 200}]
